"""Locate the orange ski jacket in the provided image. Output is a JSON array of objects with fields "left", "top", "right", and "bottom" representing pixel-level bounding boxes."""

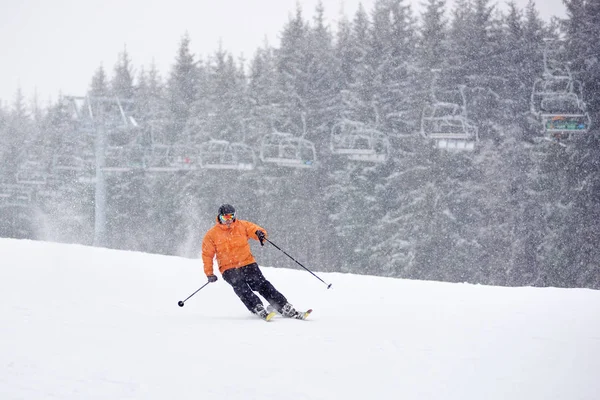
[{"left": 201, "top": 218, "right": 267, "bottom": 276}]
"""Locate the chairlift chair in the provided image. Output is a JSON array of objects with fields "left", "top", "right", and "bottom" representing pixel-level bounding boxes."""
[
  {"left": 259, "top": 132, "right": 317, "bottom": 168},
  {"left": 102, "top": 145, "right": 146, "bottom": 172},
  {"left": 198, "top": 140, "right": 256, "bottom": 171},
  {"left": 230, "top": 142, "right": 257, "bottom": 171},
  {"left": 531, "top": 59, "right": 591, "bottom": 140},
  {"left": 539, "top": 97, "right": 591, "bottom": 138},
  {"left": 0, "top": 184, "right": 34, "bottom": 207},
  {"left": 330, "top": 121, "right": 390, "bottom": 163},
  {"left": 421, "top": 74, "right": 478, "bottom": 151},
  {"left": 52, "top": 153, "right": 95, "bottom": 183},
  {"left": 170, "top": 145, "right": 200, "bottom": 171},
  {"left": 52, "top": 154, "right": 93, "bottom": 173},
  {"left": 531, "top": 76, "right": 583, "bottom": 111},
  {"left": 420, "top": 103, "right": 479, "bottom": 151},
  {"left": 144, "top": 144, "right": 196, "bottom": 172},
  {"left": 15, "top": 161, "right": 47, "bottom": 185}
]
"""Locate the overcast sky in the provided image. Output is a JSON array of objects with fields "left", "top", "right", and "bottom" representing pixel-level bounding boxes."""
[{"left": 0, "top": 0, "right": 566, "bottom": 107}]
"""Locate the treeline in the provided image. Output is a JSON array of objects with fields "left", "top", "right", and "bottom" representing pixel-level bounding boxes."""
[{"left": 1, "top": 0, "right": 599, "bottom": 289}]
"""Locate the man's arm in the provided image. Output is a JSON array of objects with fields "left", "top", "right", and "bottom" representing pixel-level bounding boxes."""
[
  {"left": 244, "top": 220, "right": 267, "bottom": 242},
  {"left": 201, "top": 233, "right": 216, "bottom": 276}
]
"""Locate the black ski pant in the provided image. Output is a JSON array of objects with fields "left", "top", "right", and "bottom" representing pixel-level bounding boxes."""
[{"left": 222, "top": 263, "right": 287, "bottom": 313}]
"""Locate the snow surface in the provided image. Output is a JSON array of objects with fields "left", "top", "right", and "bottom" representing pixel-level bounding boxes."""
[{"left": 1, "top": 238, "right": 599, "bottom": 400}]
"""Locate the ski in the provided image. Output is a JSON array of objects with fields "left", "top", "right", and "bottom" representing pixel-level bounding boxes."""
[
  {"left": 298, "top": 309, "right": 313, "bottom": 320},
  {"left": 266, "top": 305, "right": 312, "bottom": 320},
  {"left": 265, "top": 311, "right": 277, "bottom": 322}
]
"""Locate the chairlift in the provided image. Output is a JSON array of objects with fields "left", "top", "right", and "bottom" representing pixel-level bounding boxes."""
[
  {"left": 15, "top": 161, "right": 47, "bottom": 185},
  {"left": 52, "top": 154, "right": 93, "bottom": 172},
  {"left": 421, "top": 72, "right": 478, "bottom": 151},
  {"left": 530, "top": 40, "right": 592, "bottom": 140},
  {"left": 51, "top": 152, "right": 95, "bottom": 183},
  {"left": 198, "top": 140, "right": 257, "bottom": 171},
  {"left": 0, "top": 184, "right": 34, "bottom": 207},
  {"left": 144, "top": 144, "right": 197, "bottom": 172},
  {"left": 330, "top": 121, "right": 389, "bottom": 163},
  {"left": 532, "top": 76, "right": 582, "bottom": 97},
  {"left": 103, "top": 145, "right": 146, "bottom": 172},
  {"left": 420, "top": 103, "right": 479, "bottom": 151},
  {"left": 259, "top": 132, "right": 317, "bottom": 168}
]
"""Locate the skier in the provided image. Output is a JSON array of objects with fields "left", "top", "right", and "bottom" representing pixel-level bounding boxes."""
[{"left": 202, "top": 204, "right": 306, "bottom": 321}]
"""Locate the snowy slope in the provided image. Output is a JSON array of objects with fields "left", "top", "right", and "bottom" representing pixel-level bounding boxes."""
[{"left": 1, "top": 238, "right": 599, "bottom": 400}]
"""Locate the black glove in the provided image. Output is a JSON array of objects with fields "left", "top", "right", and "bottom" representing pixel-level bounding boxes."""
[
  {"left": 256, "top": 230, "right": 266, "bottom": 246},
  {"left": 207, "top": 275, "right": 218, "bottom": 283}
]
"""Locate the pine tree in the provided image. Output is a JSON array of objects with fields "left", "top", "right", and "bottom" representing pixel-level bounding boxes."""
[
  {"left": 335, "top": 2, "right": 385, "bottom": 126},
  {"left": 339, "top": 3, "right": 375, "bottom": 123},
  {"left": 247, "top": 41, "right": 285, "bottom": 139},
  {"left": 1, "top": 89, "right": 32, "bottom": 179},
  {"left": 200, "top": 45, "right": 248, "bottom": 142},
  {"left": 276, "top": 4, "right": 310, "bottom": 134},
  {"left": 380, "top": 0, "right": 419, "bottom": 134},
  {"left": 167, "top": 33, "right": 198, "bottom": 143},
  {"left": 334, "top": 11, "right": 354, "bottom": 91},
  {"left": 89, "top": 65, "right": 110, "bottom": 97},
  {"left": 112, "top": 47, "right": 135, "bottom": 100},
  {"left": 135, "top": 61, "right": 171, "bottom": 149},
  {"left": 304, "top": 1, "right": 339, "bottom": 145},
  {"left": 416, "top": 0, "right": 449, "bottom": 132},
  {"left": 419, "top": 0, "right": 447, "bottom": 70},
  {"left": 105, "top": 47, "right": 148, "bottom": 251}
]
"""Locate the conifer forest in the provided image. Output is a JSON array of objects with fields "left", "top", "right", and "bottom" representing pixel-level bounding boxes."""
[{"left": 1, "top": 0, "right": 599, "bottom": 289}]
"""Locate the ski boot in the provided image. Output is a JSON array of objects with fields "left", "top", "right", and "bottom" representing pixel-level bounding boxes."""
[
  {"left": 281, "top": 303, "right": 312, "bottom": 320},
  {"left": 253, "top": 304, "right": 276, "bottom": 321}
]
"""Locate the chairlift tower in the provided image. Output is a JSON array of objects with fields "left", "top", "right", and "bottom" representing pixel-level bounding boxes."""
[{"left": 62, "top": 95, "right": 140, "bottom": 247}]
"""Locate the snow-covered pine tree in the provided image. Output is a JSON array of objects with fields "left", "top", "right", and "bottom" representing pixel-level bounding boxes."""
[
  {"left": 304, "top": 1, "right": 339, "bottom": 148},
  {"left": 112, "top": 47, "right": 134, "bottom": 100},
  {"left": 167, "top": 33, "right": 199, "bottom": 145},
  {"left": 275, "top": 4, "right": 314, "bottom": 137}
]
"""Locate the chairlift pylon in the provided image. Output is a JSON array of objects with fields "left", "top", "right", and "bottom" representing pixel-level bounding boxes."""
[{"left": 61, "top": 95, "right": 144, "bottom": 175}]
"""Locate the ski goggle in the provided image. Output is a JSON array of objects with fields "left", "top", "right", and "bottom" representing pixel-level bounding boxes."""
[{"left": 219, "top": 213, "right": 236, "bottom": 222}]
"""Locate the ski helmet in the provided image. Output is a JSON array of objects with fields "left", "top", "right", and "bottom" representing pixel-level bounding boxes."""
[{"left": 218, "top": 204, "right": 236, "bottom": 223}]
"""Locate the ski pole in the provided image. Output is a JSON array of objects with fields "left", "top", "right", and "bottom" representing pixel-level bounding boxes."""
[
  {"left": 265, "top": 238, "right": 332, "bottom": 289},
  {"left": 178, "top": 282, "right": 210, "bottom": 307}
]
